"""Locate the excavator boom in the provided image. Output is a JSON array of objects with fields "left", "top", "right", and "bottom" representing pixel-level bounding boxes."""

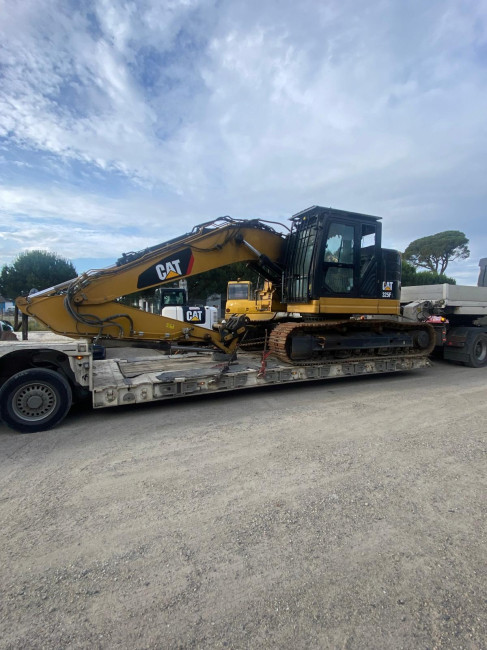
[{"left": 16, "top": 216, "right": 286, "bottom": 350}]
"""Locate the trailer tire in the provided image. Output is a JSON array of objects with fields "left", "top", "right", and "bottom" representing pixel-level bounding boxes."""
[
  {"left": 0, "top": 368, "right": 72, "bottom": 433},
  {"left": 465, "top": 332, "right": 487, "bottom": 368}
]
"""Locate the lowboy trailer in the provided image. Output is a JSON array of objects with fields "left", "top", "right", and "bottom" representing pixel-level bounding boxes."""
[{"left": 0, "top": 336, "right": 430, "bottom": 434}]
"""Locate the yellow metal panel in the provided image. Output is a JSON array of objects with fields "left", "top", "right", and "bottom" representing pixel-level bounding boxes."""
[
  {"left": 285, "top": 298, "right": 399, "bottom": 316},
  {"left": 284, "top": 302, "right": 320, "bottom": 314},
  {"left": 376, "top": 299, "right": 400, "bottom": 315},
  {"left": 16, "top": 294, "right": 238, "bottom": 352}
]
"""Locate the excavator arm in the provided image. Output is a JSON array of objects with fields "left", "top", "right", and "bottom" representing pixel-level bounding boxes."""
[{"left": 16, "top": 216, "right": 285, "bottom": 352}]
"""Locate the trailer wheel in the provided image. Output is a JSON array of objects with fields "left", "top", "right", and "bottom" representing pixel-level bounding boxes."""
[
  {"left": 0, "top": 368, "right": 72, "bottom": 433},
  {"left": 465, "top": 333, "right": 487, "bottom": 368}
]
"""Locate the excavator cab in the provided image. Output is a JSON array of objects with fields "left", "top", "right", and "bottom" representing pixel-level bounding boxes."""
[
  {"left": 227, "top": 281, "right": 252, "bottom": 302},
  {"left": 226, "top": 280, "right": 285, "bottom": 320},
  {"left": 160, "top": 287, "right": 187, "bottom": 307},
  {"left": 283, "top": 206, "right": 401, "bottom": 314}
]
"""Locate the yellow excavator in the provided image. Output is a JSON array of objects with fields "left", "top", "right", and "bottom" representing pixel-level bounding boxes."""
[{"left": 16, "top": 206, "right": 434, "bottom": 363}]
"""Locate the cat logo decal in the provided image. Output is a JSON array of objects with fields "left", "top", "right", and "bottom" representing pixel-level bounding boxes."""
[
  {"left": 137, "top": 248, "right": 194, "bottom": 289},
  {"left": 382, "top": 281, "right": 394, "bottom": 298},
  {"left": 186, "top": 310, "right": 203, "bottom": 322},
  {"left": 156, "top": 259, "right": 182, "bottom": 281}
]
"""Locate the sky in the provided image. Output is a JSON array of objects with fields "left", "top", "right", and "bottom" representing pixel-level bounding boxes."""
[{"left": 0, "top": 0, "right": 486, "bottom": 285}]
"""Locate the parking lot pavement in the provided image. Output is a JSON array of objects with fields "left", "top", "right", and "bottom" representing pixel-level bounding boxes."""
[{"left": 1, "top": 361, "right": 486, "bottom": 649}]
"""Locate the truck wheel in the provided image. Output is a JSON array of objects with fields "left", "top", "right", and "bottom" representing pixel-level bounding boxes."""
[
  {"left": 0, "top": 368, "right": 72, "bottom": 433},
  {"left": 465, "top": 333, "right": 487, "bottom": 368}
]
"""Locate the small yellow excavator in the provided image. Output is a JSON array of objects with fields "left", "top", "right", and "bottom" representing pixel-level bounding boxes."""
[{"left": 17, "top": 206, "right": 434, "bottom": 363}]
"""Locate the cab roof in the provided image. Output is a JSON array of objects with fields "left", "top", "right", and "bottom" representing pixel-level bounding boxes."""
[{"left": 291, "top": 205, "right": 381, "bottom": 223}]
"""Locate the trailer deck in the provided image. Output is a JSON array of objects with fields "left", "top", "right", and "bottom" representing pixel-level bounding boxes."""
[{"left": 92, "top": 349, "right": 430, "bottom": 409}]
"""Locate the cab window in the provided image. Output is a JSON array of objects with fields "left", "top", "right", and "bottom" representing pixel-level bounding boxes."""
[
  {"left": 324, "top": 223, "right": 354, "bottom": 264},
  {"left": 360, "top": 224, "right": 377, "bottom": 297},
  {"left": 323, "top": 222, "right": 355, "bottom": 294},
  {"left": 227, "top": 283, "right": 250, "bottom": 300},
  {"left": 161, "top": 289, "right": 186, "bottom": 306}
]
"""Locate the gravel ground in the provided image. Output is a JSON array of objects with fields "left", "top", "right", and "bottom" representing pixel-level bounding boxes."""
[{"left": 0, "top": 359, "right": 485, "bottom": 649}]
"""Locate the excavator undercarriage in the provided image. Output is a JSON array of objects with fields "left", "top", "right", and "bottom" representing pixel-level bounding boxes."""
[{"left": 267, "top": 320, "right": 435, "bottom": 364}]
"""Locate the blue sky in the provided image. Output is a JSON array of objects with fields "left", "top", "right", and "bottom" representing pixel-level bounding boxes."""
[{"left": 0, "top": 0, "right": 486, "bottom": 284}]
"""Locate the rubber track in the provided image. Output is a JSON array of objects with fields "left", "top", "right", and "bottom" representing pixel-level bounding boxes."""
[{"left": 268, "top": 320, "right": 436, "bottom": 365}]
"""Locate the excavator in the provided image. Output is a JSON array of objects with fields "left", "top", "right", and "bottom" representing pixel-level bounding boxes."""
[{"left": 16, "top": 206, "right": 435, "bottom": 364}]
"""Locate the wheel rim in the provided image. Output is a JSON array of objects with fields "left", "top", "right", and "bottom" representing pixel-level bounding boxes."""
[
  {"left": 474, "top": 338, "right": 487, "bottom": 362},
  {"left": 12, "top": 382, "right": 57, "bottom": 422}
]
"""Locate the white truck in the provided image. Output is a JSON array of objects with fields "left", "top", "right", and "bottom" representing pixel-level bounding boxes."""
[{"left": 401, "top": 283, "right": 487, "bottom": 368}]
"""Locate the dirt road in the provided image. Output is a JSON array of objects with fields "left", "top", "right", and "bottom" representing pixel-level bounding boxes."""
[{"left": 1, "top": 361, "right": 485, "bottom": 649}]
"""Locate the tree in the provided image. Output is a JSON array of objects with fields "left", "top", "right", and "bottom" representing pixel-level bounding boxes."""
[
  {"left": 400, "top": 260, "right": 418, "bottom": 286},
  {"left": 186, "top": 262, "right": 259, "bottom": 300},
  {"left": 404, "top": 231, "right": 469, "bottom": 274},
  {"left": 401, "top": 259, "right": 456, "bottom": 286},
  {"left": 0, "top": 250, "right": 76, "bottom": 300}
]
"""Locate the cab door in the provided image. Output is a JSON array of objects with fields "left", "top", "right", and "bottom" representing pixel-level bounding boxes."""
[
  {"left": 320, "top": 220, "right": 357, "bottom": 297},
  {"left": 319, "top": 219, "right": 380, "bottom": 299}
]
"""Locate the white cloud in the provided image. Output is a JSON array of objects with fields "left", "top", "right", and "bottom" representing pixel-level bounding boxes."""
[
  {"left": 0, "top": 185, "right": 179, "bottom": 265},
  {"left": 0, "top": 0, "right": 486, "bottom": 283}
]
